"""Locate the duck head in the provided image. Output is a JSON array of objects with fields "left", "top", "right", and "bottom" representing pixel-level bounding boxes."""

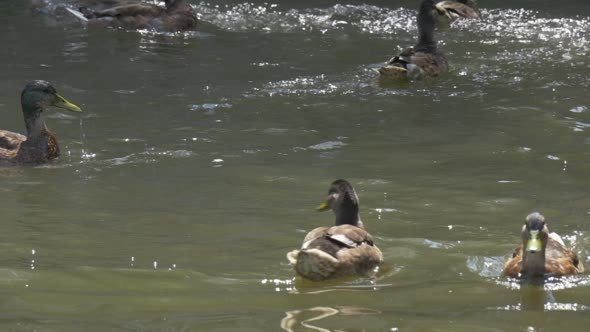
[
  {"left": 20, "top": 80, "right": 82, "bottom": 136},
  {"left": 520, "top": 212, "right": 549, "bottom": 277},
  {"left": 317, "top": 179, "right": 363, "bottom": 227},
  {"left": 21, "top": 80, "right": 82, "bottom": 114}
]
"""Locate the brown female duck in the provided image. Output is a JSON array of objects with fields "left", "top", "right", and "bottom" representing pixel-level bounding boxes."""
[
  {"left": 378, "top": 0, "right": 478, "bottom": 81},
  {"left": 287, "top": 180, "right": 383, "bottom": 281},
  {"left": 435, "top": 0, "right": 479, "bottom": 24},
  {"left": 0, "top": 81, "right": 82, "bottom": 165},
  {"left": 503, "top": 212, "right": 584, "bottom": 279},
  {"left": 71, "top": 0, "right": 197, "bottom": 32}
]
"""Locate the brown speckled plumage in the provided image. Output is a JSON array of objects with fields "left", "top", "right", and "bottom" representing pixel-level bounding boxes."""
[
  {"left": 287, "top": 180, "right": 383, "bottom": 281},
  {"left": 378, "top": 0, "right": 478, "bottom": 81},
  {"left": 77, "top": 0, "right": 197, "bottom": 32},
  {"left": 0, "top": 128, "right": 60, "bottom": 164},
  {"left": 503, "top": 213, "right": 584, "bottom": 279},
  {"left": 379, "top": 47, "right": 449, "bottom": 81}
]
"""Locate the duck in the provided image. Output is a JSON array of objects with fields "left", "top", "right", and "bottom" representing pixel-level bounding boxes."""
[
  {"left": 377, "top": 0, "right": 477, "bottom": 81},
  {"left": 434, "top": 0, "right": 479, "bottom": 24},
  {"left": 503, "top": 212, "right": 584, "bottom": 279},
  {"left": 0, "top": 81, "right": 82, "bottom": 165},
  {"left": 69, "top": 0, "right": 197, "bottom": 32},
  {"left": 287, "top": 179, "right": 383, "bottom": 281}
]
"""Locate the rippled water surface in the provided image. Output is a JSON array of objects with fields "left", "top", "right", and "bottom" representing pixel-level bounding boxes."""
[{"left": 1, "top": 0, "right": 590, "bottom": 331}]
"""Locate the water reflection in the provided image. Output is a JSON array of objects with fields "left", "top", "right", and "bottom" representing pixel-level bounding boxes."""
[
  {"left": 281, "top": 306, "right": 380, "bottom": 332},
  {"left": 493, "top": 281, "right": 590, "bottom": 312},
  {"left": 4, "top": 0, "right": 590, "bottom": 330}
]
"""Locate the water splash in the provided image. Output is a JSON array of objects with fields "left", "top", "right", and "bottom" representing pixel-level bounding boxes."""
[
  {"left": 197, "top": 2, "right": 413, "bottom": 34},
  {"left": 79, "top": 117, "right": 96, "bottom": 162},
  {"left": 261, "top": 277, "right": 296, "bottom": 293}
]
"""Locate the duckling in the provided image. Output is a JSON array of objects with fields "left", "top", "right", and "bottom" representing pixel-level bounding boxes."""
[
  {"left": 0, "top": 81, "right": 82, "bottom": 165},
  {"left": 287, "top": 180, "right": 383, "bottom": 281},
  {"left": 70, "top": 0, "right": 197, "bottom": 32},
  {"left": 378, "top": 0, "right": 476, "bottom": 81},
  {"left": 503, "top": 212, "right": 584, "bottom": 279}
]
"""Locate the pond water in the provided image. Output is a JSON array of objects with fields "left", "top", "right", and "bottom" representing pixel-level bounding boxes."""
[{"left": 1, "top": 0, "right": 590, "bottom": 331}]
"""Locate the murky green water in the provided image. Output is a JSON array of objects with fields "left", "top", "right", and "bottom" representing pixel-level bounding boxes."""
[{"left": 1, "top": 0, "right": 590, "bottom": 330}]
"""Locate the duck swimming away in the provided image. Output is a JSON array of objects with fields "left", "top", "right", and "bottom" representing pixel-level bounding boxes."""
[
  {"left": 67, "top": 0, "right": 197, "bottom": 32},
  {"left": 0, "top": 81, "right": 82, "bottom": 165},
  {"left": 503, "top": 212, "right": 584, "bottom": 279},
  {"left": 287, "top": 180, "right": 383, "bottom": 281},
  {"left": 378, "top": 0, "right": 478, "bottom": 81}
]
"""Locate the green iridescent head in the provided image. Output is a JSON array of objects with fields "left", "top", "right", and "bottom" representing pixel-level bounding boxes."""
[{"left": 21, "top": 80, "right": 82, "bottom": 114}]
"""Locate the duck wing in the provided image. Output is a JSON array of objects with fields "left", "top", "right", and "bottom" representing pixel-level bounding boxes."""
[
  {"left": 80, "top": 3, "right": 163, "bottom": 18},
  {"left": 408, "top": 51, "right": 448, "bottom": 77},
  {"left": 503, "top": 245, "right": 524, "bottom": 278},
  {"left": 161, "top": 8, "right": 198, "bottom": 31},
  {"left": 379, "top": 48, "right": 448, "bottom": 80},
  {"left": 0, "top": 130, "right": 26, "bottom": 150},
  {"left": 545, "top": 235, "right": 584, "bottom": 274},
  {"left": 326, "top": 225, "right": 376, "bottom": 248},
  {"left": 436, "top": 1, "right": 480, "bottom": 19}
]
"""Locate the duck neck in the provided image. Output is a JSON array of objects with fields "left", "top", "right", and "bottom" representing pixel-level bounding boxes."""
[
  {"left": 335, "top": 206, "right": 363, "bottom": 228},
  {"left": 22, "top": 104, "right": 48, "bottom": 139},
  {"left": 521, "top": 250, "right": 546, "bottom": 278},
  {"left": 415, "top": 5, "right": 437, "bottom": 53}
]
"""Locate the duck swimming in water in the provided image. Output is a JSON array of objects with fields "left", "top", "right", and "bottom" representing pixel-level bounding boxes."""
[
  {"left": 503, "top": 212, "right": 584, "bottom": 279},
  {"left": 0, "top": 81, "right": 82, "bottom": 165},
  {"left": 70, "top": 0, "right": 197, "bottom": 32},
  {"left": 434, "top": 0, "right": 479, "bottom": 24},
  {"left": 378, "top": 0, "right": 477, "bottom": 81},
  {"left": 287, "top": 180, "right": 383, "bottom": 281}
]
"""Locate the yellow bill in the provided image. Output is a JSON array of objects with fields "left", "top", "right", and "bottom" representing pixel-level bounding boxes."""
[
  {"left": 53, "top": 94, "right": 82, "bottom": 112},
  {"left": 316, "top": 202, "right": 330, "bottom": 212},
  {"left": 526, "top": 230, "right": 542, "bottom": 252}
]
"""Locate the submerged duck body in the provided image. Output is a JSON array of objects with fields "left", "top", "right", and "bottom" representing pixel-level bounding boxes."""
[
  {"left": 287, "top": 180, "right": 383, "bottom": 281},
  {"left": 74, "top": 0, "right": 197, "bottom": 32},
  {"left": 378, "top": 0, "right": 477, "bottom": 81},
  {"left": 0, "top": 81, "right": 82, "bottom": 165},
  {"left": 503, "top": 212, "right": 584, "bottom": 279}
]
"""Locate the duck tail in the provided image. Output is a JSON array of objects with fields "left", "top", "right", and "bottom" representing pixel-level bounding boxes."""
[
  {"left": 377, "top": 65, "right": 408, "bottom": 81},
  {"left": 286, "top": 250, "right": 300, "bottom": 265},
  {"left": 292, "top": 249, "right": 339, "bottom": 281}
]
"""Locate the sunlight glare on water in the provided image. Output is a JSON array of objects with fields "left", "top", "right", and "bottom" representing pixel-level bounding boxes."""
[{"left": 0, "top": 0, "right": 589, "bottom": 331}]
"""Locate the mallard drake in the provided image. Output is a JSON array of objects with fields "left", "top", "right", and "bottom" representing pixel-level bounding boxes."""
[
  {"left": 0, "top": 81, "right": 82, "bottom": 165},
  {"left": 503, "top": 212, "right": 584, "bottom": 279},
  {"left": 287, "top": 180, "right": 383, "bottom": 281},
  {"left": 378, "top": 0, "right": 477, "bottom": 81},
  {"left": 69, "top": 0, "right": 197, "bottom": 32}
]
